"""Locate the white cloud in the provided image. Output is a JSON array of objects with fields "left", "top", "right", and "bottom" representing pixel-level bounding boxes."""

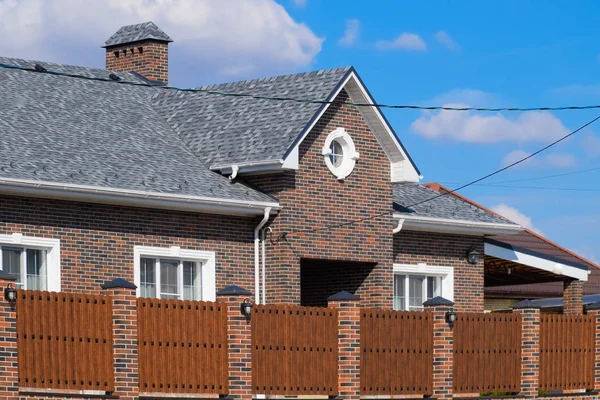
[
  {"left": 376, "top": 33, "right": 427, "bottom": 51},
  {"left": 582, "top": 133, "right": 600, "bottom": 158},
  {"left": 491, "top": 204, "right": 543, "bottom": 234},
  {"left": 411, "top": 104, "right": 569, "bottom": 143},
  {"left": 501, "top": 150, "right": 576, "bottom": 169},
  {"left": 338, "top": 19, "right": 360, "bottom": 47},
  {"left": 293, "top": 0, "right": 307, "bottom": 6},
  {"left": 0, "top": 0, "right": 323, "bottom": 83},
  {"left": 434, "top": 31, "right": 458, "bottom": 51}
]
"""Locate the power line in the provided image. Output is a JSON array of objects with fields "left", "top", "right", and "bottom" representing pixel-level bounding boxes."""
[
  {"left": 442, "top": 166, "right": 600, "bottom": 186},
  {"left": 465, "top": 183, "right": 600, "bottom": 192},
  {"left": 3, "top": 62, "right": 600, "bottom": 112},
  {"left": 404, "top": 114, "right": 600, "bottom": 209}
]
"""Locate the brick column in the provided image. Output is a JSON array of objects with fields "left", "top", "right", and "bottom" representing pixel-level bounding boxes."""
[
  {"left": 563, "top": 279, "right": 583, "bottom": 315},
  {"left": 328, "top": 291, "right": 361, "bottom": 400},
  {"left": 100, "top": 278, "right": 139, "bottom": 400},
  {"left": 423, "top": 296, "right": 454, "bottom": 400},
  {"left": 217, "top": 285, "right": 253, "bottom": 400},
  {"left": 586, "top": 304, "right": 600, "bottom": 390},
  {"left": 513, "top": 300, "right": 541, "bottom": 398},
  {"left": 0, "top": 273, "right": 18, "bottom": 399}
]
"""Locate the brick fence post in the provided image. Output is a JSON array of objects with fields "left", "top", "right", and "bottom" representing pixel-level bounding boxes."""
[
  {"left": 217, "top": 285, "right": 253, "bottom": 400},
  {"left": 586, "top": 304, "right": 600, "bottom": 390},
  {"left": 423, "top": 296, "right": 454, "bottom": 400},
  {"left": 0, "top": 273, "right": 18, "bottom": 399},
  {"left": 563, "top": 279, "right": 584, "bottom": 315},
  {"left": 101, "top": 278, "right": 139, "bottom": 400},
  {"left": 328, "top": 291, "right": 361, "bottom": 400},
  {"left": 513, "top": 300, "right": 541, "bottom": 398}
]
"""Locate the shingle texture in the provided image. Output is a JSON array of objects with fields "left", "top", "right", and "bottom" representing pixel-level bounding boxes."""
[
  {"left": 0, "top": 57, "right": 275, "bottom": 203},
  {"left": 103, "top": 21, "right": 173, "bottom": 47},
  {"left": 392, "top": 183, "right": 513, "bottom": 224},
  {"left": 149, "top": 67, "right": 352, "bottom": 167}
]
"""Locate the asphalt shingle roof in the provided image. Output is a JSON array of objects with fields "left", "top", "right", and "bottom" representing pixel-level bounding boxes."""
[
  {"left": 103, "top": 21, "right": 173, "bottom": 47},
  {"left": 392, "top": 183, "right": 514, "bottom": 225},
  {"left": 149, "top": 67, "right": 352, "bottom": 167},
  {"left": 0, "top": 57, "right": 274, "bottom": 204}
]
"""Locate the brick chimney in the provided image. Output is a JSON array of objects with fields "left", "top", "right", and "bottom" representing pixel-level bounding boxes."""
[{"left": 102, "top": 21, "right": 173, "bottom": 85}]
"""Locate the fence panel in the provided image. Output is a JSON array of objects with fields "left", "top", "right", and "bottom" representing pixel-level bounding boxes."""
[
  {"left": 454, "top": 313, "right": 521, "bottom": 394},
  {"left": 252, "top": 304, "right": 338, "bottom": 396},
  {"left": 539, "top": 314, "right": 594, "bottom": 391},
  {"left": 137, "top": 298, "right": 228, "bottom": 394},
  {"left": 360, "top": 309, "right": 433, "bottom": 395},
  {"left": 16, "top": 290, "right": 114, "bottom": 392}
]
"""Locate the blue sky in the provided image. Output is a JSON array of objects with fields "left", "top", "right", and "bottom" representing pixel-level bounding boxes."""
[{"left": 0, "top": 0, "right": 598, "bottom": 262}]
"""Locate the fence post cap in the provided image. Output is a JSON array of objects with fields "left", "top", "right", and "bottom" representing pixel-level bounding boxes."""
[
  {"left": 100, "top": 278, "right": 137, "bottom": 290},
  {"left": 0, "top": 270, "right": 17, "bottom": 282},
  {"left": 585, "top": 301, "right": 600, "bottom": 311},
  {"left": 327, "top": 291, "right": 360, "bottom": 301},
  {"left": 423, "top": 296, "right": 454, "bottom": 307},
  {"left": 512, "top": 299, "right": 542, "bottom": 309},
  {"left": 216, "top": 285, "right": 252, "bottom": 296}
]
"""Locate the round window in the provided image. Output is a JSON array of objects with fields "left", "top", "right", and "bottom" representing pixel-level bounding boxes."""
[{"left": 321, "top": 128, "right": 359, "bottom": 180}]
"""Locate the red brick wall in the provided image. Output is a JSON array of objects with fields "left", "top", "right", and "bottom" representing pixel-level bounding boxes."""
[
  {"left": 105, "top": 40, "right": 169, "bottom": 84},
  {"left": 246, "top": 89, "right": 394, "bottom": 308},
  {"left": 393, "top": 230, "right": 485, "bottom": 312},
  {"left": 0, "top": 194, "right": 257, "bottom": 294},
  {"left": 563, "top": 279, "right": 584, "bottom": 315}
]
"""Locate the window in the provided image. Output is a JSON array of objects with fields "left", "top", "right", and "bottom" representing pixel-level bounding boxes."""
[
  {"left": 321, "top": 127, "right": 359, "bottom": 180},
  {"left": 393, "top": 264, "right": 453, "bottom": 311},
  {"left": 134, "top": 246, "right": 216, "bottom": 302},
  {"left": 0, "top": 234, "right": 60, "bottom": 291}
]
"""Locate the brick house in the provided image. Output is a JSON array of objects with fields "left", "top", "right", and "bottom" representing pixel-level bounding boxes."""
[{"left": 0, "top": 21, "right": 590, "bottom": 317}]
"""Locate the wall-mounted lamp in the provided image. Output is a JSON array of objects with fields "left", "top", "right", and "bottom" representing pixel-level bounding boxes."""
[
  {"left": 4, "top": 283, "right": 16, "bottom": 303},
  {"left": 240, "top": 298, "right": 252, "bottom": 318},
  {"left": 445, "top": 308, "right": 457, "bottom": 324},
  {"left": 466, "top": 246, "right": 483, "bottom": 265}
]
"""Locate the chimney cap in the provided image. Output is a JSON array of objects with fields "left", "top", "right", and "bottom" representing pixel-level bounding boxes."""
[{"left": 102, "top": 21, "right": 173, "bottom": 48}]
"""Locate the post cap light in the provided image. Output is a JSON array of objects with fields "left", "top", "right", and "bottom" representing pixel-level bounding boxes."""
[
  {"left": 445, "top": 308, "right": 457, "bottom": 324},
  {"left": 466, "top": 246, "right": 483, "bottom": 265},
  {"left": 4, "top": 283, "right": 16, "bottom": 303},
  {"left": 240, "top": 298, "right": 252, "bottom": 318}
]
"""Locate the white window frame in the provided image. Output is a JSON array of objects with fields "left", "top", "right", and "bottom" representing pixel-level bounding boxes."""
[
  {"left": 133, "top": 245, "right": 216, "bottom": 301},
  {"left": 393, "top": 263, "right": 454, "bottom": 311},
  {"left": 0, "top": 233, "right": 61, "bottom": 291},
  {"left": 321, "top": 127, "right": 360, "bottom": 180}
]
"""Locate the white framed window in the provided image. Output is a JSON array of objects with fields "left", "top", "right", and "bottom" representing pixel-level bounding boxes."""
[
  {"left": 393, "top": 263, "right": 453, "bottom": 311},
  {"left": 321, "top": 127, "right": 359, "bottom": 180},
  {"left": 134, "top": 246, "right": 216, "bottom": 301},
  {"left": 0, "top": 233, "right": 61, "bottom": 291}
]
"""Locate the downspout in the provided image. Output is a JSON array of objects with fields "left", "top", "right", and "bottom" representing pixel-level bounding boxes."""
[
  {"left": 254, "top": 207, "right": 271, "bottom": 304},
  {"left": 393, "top": 219, "right": 405, "bottom": 234},
  {"left": 261, "top": 228, "right": 269, "bottom": 304}
]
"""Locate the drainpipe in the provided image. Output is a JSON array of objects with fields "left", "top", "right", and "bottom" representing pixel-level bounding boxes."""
[
  {"left": 261, "top": 228, "right": 268, "bottom": 304},
  {"left": 254, "top": 207, "right": 271, "bottom": 304},
  {"left": 393, "top": 219, "right": 405, "bottom": 234}
]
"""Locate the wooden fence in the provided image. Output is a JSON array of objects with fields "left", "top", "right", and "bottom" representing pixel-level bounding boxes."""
[
  {"left": 137, "top": 298, "right": 228, "bottom": 394},
  {"left": 454, "top": 313, "right": 521, "bottom": 394},
  {"left": 539, "top": 314, "right": 595, "bottom": 391},
  {"left": 251, "top": 304, "right": 338, "bottom": 396},
  {"left": 16, "top": 291, "right": 114, "bottom": 391},
  {"left": 360, "top": 309, "right": 433, "bottom": 395}
]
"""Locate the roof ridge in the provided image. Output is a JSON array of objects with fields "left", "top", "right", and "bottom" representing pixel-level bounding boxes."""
[
  {"left": 197, "top": 66, "right": 353, "bottom": 90},
  {"left": 424, "top": 182, "right": 600, "bottom": 270}
]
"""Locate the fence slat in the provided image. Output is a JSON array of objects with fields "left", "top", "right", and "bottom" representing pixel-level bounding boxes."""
[{"left": 16, "top": 290, "right": 114, "bottom": 392}]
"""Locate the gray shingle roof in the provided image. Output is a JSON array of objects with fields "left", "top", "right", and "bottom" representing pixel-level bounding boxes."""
[
  {"left": 393, "top": 183, "right": 514, "bottom": 225},
  {"left": 0, "top": 57, "right": 274, "bottom": 204},
  {"left": 103, "top": 21, "right": 173, "bottom": 48},
  {"left": 149, "top": 67, "right": 352, "bottom": 167}
]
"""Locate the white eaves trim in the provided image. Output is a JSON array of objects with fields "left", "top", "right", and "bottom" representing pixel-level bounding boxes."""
[
  {"left": 210, "top": 70, "right": 421, "bottom": 183},
  {"left": 0, "top": 177, "right": 280, "bottom": 217},
  {"left": 484, "top": 242, "right": 588, "bottom": 281},
  {"left": 393, "top": 213, "right": 523, "bottom": 236}
]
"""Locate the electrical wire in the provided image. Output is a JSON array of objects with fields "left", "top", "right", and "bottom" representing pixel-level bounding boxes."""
[
  {"left": 3, "top": 62, "right": 600, "bottom": 112},
  {"left": 442, "top": 166, "right": 600, "bottom": 186},
  {"left": 463, "top": 183, "right": 600, "bottom": 192}
]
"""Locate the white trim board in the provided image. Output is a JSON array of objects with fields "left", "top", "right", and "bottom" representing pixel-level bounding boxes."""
[
  {"left": 484, "top": 242, "right": 588, "bottom": 281},
  {"left": 133, "top": 245, "right": 216, "bottom": 301},
  {"left": 394, "top": 213, "right": 522, "bottom": 236}
]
